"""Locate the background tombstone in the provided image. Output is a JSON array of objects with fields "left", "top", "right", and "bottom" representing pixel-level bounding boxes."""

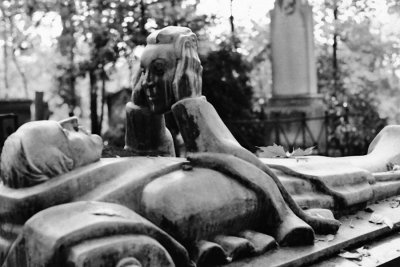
[{"left": 266, "top": 0, "right": 325, "bottom": 151}]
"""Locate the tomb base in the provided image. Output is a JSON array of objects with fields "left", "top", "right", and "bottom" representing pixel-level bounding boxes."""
[{"left": 263, "top": 94, "right": 326, "bottom": 153}]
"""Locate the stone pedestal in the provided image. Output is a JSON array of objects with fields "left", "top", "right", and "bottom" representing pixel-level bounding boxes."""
[{"left": 265, "top": 95, "right": 326, "bottom": 153}]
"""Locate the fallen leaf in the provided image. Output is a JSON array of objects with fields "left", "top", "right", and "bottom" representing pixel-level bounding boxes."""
[
  {"left": 339, "top": 251, "right": 362, "bottom": 261},
  {"left": 258, "top": 144, "right": 287, "bottom": 158},
  {"left": 384, "top": 217, "right": 394, "bottom": 229},
  {"left": 258, "top": 144, "right": 315, "bottom": 158},
  {"left": 369, "top": 213, "right": 384, "bottom": 224},
  {"left": 368, "top": 213, "right": 393, "bottom": 228},
  {"left": 364, "top": 207, "right": 374, "bottom": 213},
  {"left": 290, "top": 146, "right": 315, "bottom": 157},
  {"left": 92, "top": 208, "right": 124, "bottom": 218},
  {"left": 356, "top": 247, "right": 371, "bottom": 257},
  {"left": 314, "top": 234, "right": 335, "bottom": 242},
  {"left": 326, "top": 234, "right": 335, "bottom": 242},
  {"left": 390, "top": 201, "right": 400, "bottom": 208},
  {"left": 349, "top": 219, "right": 355, "bottom": 228}
]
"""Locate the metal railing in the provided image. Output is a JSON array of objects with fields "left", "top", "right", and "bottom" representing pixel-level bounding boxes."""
[{"left": 228, "top": 111, "right": 372, "bottom": 156}]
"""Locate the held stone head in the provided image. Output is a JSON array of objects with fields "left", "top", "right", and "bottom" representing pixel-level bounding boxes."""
[
  {"left": 133, "top": 26, "right": 203, "bottom": 114},
  {"left": 0, "top": 118, "right": 103, "bottom": 188}
]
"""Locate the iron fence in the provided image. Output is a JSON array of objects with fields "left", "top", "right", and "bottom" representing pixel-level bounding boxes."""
[{"left": 227, "top": 111, "right": 373, "bottom": 157}]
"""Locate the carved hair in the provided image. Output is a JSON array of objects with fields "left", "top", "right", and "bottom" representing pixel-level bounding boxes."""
[
  {"left": 0, "top": 121, "right": 73, "bottom": 188},
  {"left": 132, "top": 26, "right": 202, "bottom": 105}
]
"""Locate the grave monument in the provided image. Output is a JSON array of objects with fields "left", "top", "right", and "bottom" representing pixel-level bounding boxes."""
[
  {"left": 267, "top": 0, "right": 325, "bottom": 148},
  {"left": 1, "top": 26, "right": 400, "bottom": 267},
  {"left": 269, "top": 0, "right": 323, "bottom": 111}
]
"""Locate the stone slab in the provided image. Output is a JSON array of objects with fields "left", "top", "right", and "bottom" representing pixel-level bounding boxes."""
[
  {"left": 225, "top": 198, "right": 400, "bottom": 267},
  {"left": 310, "top": 231, "right": 400, "bottom": 267}
]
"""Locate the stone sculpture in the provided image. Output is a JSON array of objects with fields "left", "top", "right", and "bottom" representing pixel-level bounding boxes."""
[
  {"left": 125, "top": 25, "right": 339, "bottom": 236},
  {"left": 2, "top": 26, "right": 400, "bottom": 267}
]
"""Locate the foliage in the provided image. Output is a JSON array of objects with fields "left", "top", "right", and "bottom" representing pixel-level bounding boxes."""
[
  {"left": 201, "top": 43, "right": 253, "bottom": 121},
  {"left": 200, "top": 42, "right": 264, "bottom": 150},
  {"left": 313, "top": 0, "right": 396, "bottom": 155}
]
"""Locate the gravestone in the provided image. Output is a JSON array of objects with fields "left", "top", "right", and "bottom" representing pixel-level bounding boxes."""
[{"left": 267, "top": 0, "right": 325, "bottom": 149}]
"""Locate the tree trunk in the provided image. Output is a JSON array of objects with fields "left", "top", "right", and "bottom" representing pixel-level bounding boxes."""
[
  {"left": 59, "top": 1, "right": 77, "bottom": 115},
  {"left": 89, "top": 70, "right": 100, "bottom": 135},
  {"left": 333, "top": 0, "right": 338, "bottom": 95},
  {"left": 99, "top": 68, "right": 106, "bottom": 135},
  {"left": 1, "top": 7, "right": 9, "bottom": 95}
]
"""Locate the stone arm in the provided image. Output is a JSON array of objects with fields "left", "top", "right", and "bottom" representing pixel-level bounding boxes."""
[
  {"left": 172, "top": 96, "right": 340, "bottom": 234},
  {"left": 125, "top": 90, "right": 175, "bottom": 157}
]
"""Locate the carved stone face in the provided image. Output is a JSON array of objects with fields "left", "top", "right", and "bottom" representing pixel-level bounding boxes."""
[
  {"left": 0, "top": 118, "right": 103, "bottom": 188},
  {"left": 138, "top": 43, "right": 177, "bottom": 114},
  {"left": 59, "top": 117, "right": 103, "bottom": 168}
]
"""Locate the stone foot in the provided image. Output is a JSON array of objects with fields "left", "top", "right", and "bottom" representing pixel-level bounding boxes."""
[
  {"left": 194, "top": 231, "right": 278, "bottom": 266},
  {"left": 193, "top": 240, "right": 228, "bottom": 267},
  {"left": 238, "top": 230, "right": 277, "bottom": 254},
  {"left": 213, "top": 235, "right": 255, "bottom": 261},
  {"left": 276, "top": 213, "right": 315, "bottom": 246}
]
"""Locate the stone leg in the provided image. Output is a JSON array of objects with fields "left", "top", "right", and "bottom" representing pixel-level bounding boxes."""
[
  {"left": 188, "top": 153, "right": 315, "bottom": 246},
  {"left": 173, "top": 97, "right": 339, "bottom": 236}
]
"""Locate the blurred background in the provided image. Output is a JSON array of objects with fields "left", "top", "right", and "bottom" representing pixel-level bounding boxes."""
[{"left": 0, "top": 0, "right": 399, "bottom": 156}]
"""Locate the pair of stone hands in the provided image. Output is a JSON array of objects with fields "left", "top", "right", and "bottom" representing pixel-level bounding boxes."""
[
  {"left": 126, "top": 73, "right": 202, "bottom": 156},
  {"left": 131, "top": 73, "right": 201, "bottom": 112}
]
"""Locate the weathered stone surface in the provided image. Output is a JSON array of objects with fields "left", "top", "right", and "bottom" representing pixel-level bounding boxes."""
[
  {"left": 24, "top": 201, "right": 192, "bottom": 267},
  {"left": 226, "top": 199, "right": 400, "bottom": 267},
  {"left": 67, "top": 235, "right": 174, "bottom": 267},
  {"left": 3, "top": 25, "right": 400, "bottom": 267}
]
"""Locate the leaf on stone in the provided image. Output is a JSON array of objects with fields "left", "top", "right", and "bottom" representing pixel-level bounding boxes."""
[
  {"left": 290, "top": 146, "right": 315, "bottom": 157},
  {"left": 384, "top": 217, "right": 394, "bottom": 229},
  {"left": 314, "top": 234, "right": 335, "bottom": 242},
  {"left": 92, "top": 208, "right": 124, "bottom": 218},
  {"left": 368, "top": 213, "right": 393, "bottom": 228},
  {"left": 356, "top": 247, "right": 371, "bottom": 257},
  {"left": 326, "top": 234, "right": 335, "bottom": 242},
  {"left": 339, "top": 251, "right": 362, "bottom": 261},
  {"left": 387, "top": 162, "right": 400, "bottom": 172},
  {"left": 364, "top": 207, "right": 374, "bottom": 213},
  {"left": 349, "top": 219, "right": 355, "bottom": 228},
  {"left": 369, "top": 213, "right": 384, "bottom": 224},
  {"left": 258, "top": 144, "right": 288, "bottom": 158},
  {"left": 390, "top": 200, "right": 400, "bottom": 208}
]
